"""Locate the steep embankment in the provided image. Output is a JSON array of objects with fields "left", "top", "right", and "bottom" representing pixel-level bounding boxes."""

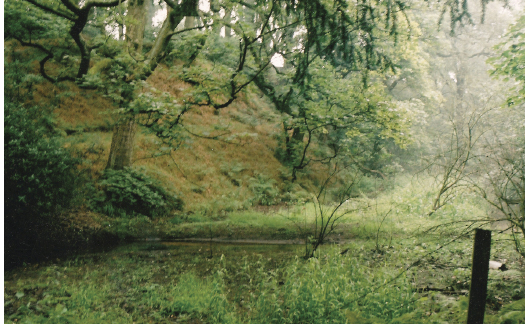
[{"left": 32, "top": 63, "right": 287, "bottom": 216}]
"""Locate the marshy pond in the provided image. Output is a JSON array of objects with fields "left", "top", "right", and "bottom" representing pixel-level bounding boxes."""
[{"left": 4, "top": 239, "right": 525, "bottom": 323}]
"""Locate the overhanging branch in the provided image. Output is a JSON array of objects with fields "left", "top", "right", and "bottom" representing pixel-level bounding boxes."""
[{"left": 23, "top": 0, "right": 76, "bottom": 21}]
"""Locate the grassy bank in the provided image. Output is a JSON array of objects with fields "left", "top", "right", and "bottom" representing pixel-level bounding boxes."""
[{"left": 100, "top": 176, "right": 495, "bottom": 243}]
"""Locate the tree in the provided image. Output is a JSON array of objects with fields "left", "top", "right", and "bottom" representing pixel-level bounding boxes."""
[
  {"left": 424, "top": 105, "right": 490, "bottom": 216},
  {"left": 246, "top": 0, "right": 417, "bottom": 180},
  {"left": 476, "top": 127, "right": 525, "bottom": 257},
  {"left": 267, "top": 59, "right": 413, "bottom": 181},
  {"left": 5, "top": 0, "right": 498, "bottom": 175},
  {"left": 6, "top": 0, "right": 512, "bottom": 195},
  {"left": 478, "top": 12, "right": 525, "bottom": 256},
  {"left": 305, "top": 163, "right": 361, "bottom": 258},
  {"left": 392, "top": 1, "right": 522, "bottom": 215},
  {"left": 488, "top": 14, "right": 525, "bottom": 107}
]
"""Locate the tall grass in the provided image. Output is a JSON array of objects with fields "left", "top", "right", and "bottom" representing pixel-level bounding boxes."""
[
  {"left": 243, "top": 250, "right": 416, "bottom": 323},
  {"left": 143, "top": 272, "right": 239, "bottom": 323}
]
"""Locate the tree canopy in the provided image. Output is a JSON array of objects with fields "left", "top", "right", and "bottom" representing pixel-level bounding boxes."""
[
  {"left": 3, "top": 0, "right": 516, "bottom": 178},
  {"left": 488, "top": 14, "right": 525, "bottom": 107}
]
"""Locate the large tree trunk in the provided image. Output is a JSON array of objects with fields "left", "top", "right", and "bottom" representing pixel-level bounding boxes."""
[
  {"left": 106, "top": 0, "right": 146, "bottom": 171},
  {"left": 106, "top": 118, "right": 137, "bottom": 170},
  {"left": 106, "top": 0, "right": 198, "bottom": 170},
  {"left": 126, "top": 0, "right": 148, "bottom": 53}
]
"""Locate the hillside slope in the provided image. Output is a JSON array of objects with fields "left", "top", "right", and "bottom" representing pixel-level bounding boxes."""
[{"left": 29, "top": 61, "right": 294, "bottom": 216}]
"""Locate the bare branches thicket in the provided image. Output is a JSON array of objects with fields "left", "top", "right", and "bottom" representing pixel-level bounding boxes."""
[
  {"left": 305, "top": 164, "right": 361, "bottom": 258},
  {"left": 425, "top": 106, "right": 491, "bottom": 216},
  {"left": 474, "top": 131, "right": 525, "bottom": 257},
  {"left": 424, "top": 101, "right": 525, "bottom": 256}
]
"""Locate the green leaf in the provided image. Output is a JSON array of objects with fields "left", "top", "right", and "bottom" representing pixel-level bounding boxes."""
[{"left": 55, "top": 303, "right": 68, "bottom": 314}]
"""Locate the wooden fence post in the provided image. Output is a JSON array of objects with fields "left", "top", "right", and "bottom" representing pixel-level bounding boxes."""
[{"left": 467, "top": 229, "right": 491, "bottom": 324}]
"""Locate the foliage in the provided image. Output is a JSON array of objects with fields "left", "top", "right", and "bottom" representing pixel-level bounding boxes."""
[
  {"left": 104, "top": 214, "right": 154, "bottom": 240},
  {"left": 488, "top": 14, "right": 525, "bottom": 107},
  {"left": 268, "top": 56, "right": 413, "bottom": 181},
  {"left": 8, "top": 236, "right": 523, "bottom": 323},
  {"left": 4, "top": 257, "right": 239, "bottom": 323},
  {"left": 5, "top": 0, "right": 524, "bottom": 287},
  {"left": 3, "top": 0, "right": 419, "bottom": 180},
  {"left": 94, "top": 167, "right": 183, "bottom": 218},
  {"left": 4, "top": 102, "right": 79, "bottom": 216},
  {"left": 4, "top": 0, "right": 78, "bottom": 83},
  {"left": 4, "top": 100, "right": 76, "bottom": 201},
  {"left": 249, "top": 174, "right": 280, "bottom": 206},
  {"left": 4, "top": 246, "right": 410, "bottom": 323},
  {"left": 4, "top": 96, "right": 81, "bottom": 267},
  {"left": 167, "top": 31, "right": 238, "bottom": 69},
  {"left": 424, "top": 105, "right": 488, "bottom": 215},
  {"left": 4, "top": 60, "right": 45, "bottom": 102},
  {"left": 280, "top": 182, "right": 311, "bottom": 204},
  {"left": 220, "top": 162, "right": 245, "bottom": 187}
]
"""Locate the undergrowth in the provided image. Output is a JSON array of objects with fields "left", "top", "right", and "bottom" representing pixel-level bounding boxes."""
[
  {"left": 92, "top": 167, "right": 184, "bottom": 218},
  {"left": 5, "top": 239, "right": 524, "bottom": 324}
]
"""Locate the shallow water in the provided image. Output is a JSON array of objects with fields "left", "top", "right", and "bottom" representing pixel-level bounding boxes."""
[{"left": 115, "top": 240, "right": 305, "bottom": 255}]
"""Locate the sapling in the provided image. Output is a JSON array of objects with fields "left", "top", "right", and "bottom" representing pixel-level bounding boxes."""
[{"left": 305, "top": 164, "right": 362, "bottom": 258}]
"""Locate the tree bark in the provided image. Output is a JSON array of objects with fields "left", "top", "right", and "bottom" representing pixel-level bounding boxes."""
[
  {"left": 106, "top": 0, "right": 198, "bottom": 170},
  {"left": 106, "top": 117, "right": 137, "bottom": 170},
  {"left": 106, "top": 0, "right": 145, "bottom": 171},
  {"left": 126, "top": 0, "right": 148, "bottom": 53}
]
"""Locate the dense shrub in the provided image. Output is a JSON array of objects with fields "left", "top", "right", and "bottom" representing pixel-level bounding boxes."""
[
  {"left": 4, "top": 101, "right": 80, "bottom": 267},
  {"left": 5, "top": 101, "right": 79, "bottom": 216},
  {"left": 94, "top": 167, "right": 183, "bottom": 218}
]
